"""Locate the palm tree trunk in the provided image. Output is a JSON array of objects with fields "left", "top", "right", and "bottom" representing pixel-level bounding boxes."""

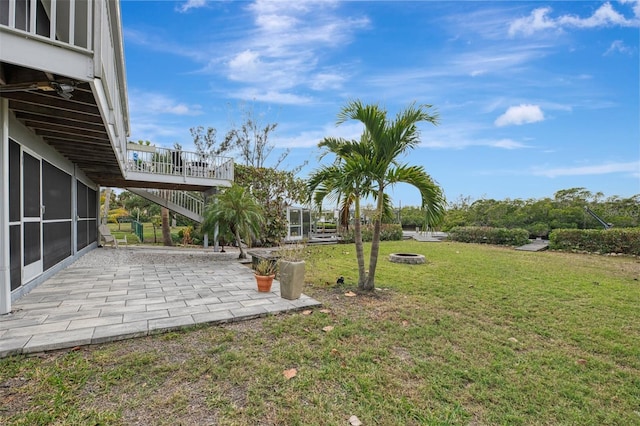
[
  {"left": 235, "top": 228, "right": 246, "bottom": 259},
  {"left": 365, "top": 186, "right": 385, "bottom": 290},
  {"left": 102, "top": 188, "right": 111, "bottom": 225},
  {"left": 161, "top": 207, "right": 173, "bottom": 246},
  {"left": 354, "top": 195, "right": 367, "bottom": 289}
]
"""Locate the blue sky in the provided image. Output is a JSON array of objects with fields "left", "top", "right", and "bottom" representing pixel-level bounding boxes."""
[{"left": 121, "top": 0, "right": 640, "bottom": 206}]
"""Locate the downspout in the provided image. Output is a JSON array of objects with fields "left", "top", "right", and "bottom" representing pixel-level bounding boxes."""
[{"left": 0, "top": 99, "right": 11, "bottom": 314}]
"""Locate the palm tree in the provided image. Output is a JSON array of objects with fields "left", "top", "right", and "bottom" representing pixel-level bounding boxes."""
[
  {"left": 308, "top": 137, "right": 374, "bottom": 288},
  {"left": 201, "top": 184, "right": 264, "bottom": 259},
  {"left": 310, "top": 100, "right": 446, "bottom": 291}
]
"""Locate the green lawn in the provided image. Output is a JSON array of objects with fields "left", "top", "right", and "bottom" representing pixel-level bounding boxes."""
[
  {"left": 1, "top": 241, "right": 639, "bottom": 425},
  {"left": 106, "top": 222, "right": 190, "bottom": 245}
]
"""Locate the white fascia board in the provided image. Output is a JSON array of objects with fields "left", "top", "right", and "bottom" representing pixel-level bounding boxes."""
[
  {"left": 0, "top": 29, "right": 94, "bottom": 81},
  {"left": 124, "top": 170, "right": 233, "bottom": 188},
  {"left": 89, "top": 77, "right": 126, "bottom": 175}
]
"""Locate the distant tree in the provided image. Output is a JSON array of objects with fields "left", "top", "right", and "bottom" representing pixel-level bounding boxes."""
[
  {"left": 234, "top": 165, "right": 307, "bottom": 246},
  {"left": 119, "top": 191, "right": 160, "bottom": 222},
  {"left": 225, "top": 104, "right": 282, "bottom": 169},
  {"left": 190, "top": 126, "right": 233, "bottom": 158}
]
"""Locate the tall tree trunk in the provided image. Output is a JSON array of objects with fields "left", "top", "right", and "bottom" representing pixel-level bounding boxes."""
[
  {"left": 365, "top": 186, "right": 385, "bottom": 291},
  {"left": 161, "top": 207, "right": 172, "bottom": 246},
  {"left": 354, "top": 194, "right": 367, "bottom": 289},
  {"left": 102, "top": 188, "right": 111, "bottom": 225}
]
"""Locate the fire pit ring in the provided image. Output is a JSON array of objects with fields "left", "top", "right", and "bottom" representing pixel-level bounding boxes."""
[{"left": 389, "top": 253, "right": 426, "bottom": 264}]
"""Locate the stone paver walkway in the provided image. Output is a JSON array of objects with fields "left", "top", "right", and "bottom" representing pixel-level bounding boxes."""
[
  {"left": 515, "top": 239, "right": 550, "bottom": 252},
  {"left": 0, "top": 247, "right": 320, "bottom": 357}
]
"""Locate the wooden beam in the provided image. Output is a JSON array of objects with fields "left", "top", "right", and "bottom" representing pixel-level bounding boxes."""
[
  {"left": 9, "top": 100, "right": 104, "bottom": 123},
  {"left": 2, "top": 90, "right": 100, "bottom": 114},
  {"left": 35, "top": 128, "right": 110, "bottom": 143},
  {"left": 24, "top": 120, "right": 108, "bottom": 138},
  {"left": 16, "top": 112, "right": 106, "bottom": 132}
]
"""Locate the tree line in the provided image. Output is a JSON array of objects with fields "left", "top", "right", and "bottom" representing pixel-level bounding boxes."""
[{"left": 399, "top": 187, "right": 639, "bottom": 237}]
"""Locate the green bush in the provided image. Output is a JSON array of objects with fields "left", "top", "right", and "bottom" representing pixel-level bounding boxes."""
[
  {"left": 549, "top": 228, "right": 640, "bottom": 255},
  {"left": 340, "top": 224, "right": 403, "bottom": 243},
  {"left": 316, "top": 222, "right": 337, "bottom": 230},
  {"left": 448, "top": 226, "right": 530, "bottom": 246}
]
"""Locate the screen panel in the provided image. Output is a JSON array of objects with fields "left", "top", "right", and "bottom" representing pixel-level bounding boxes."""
[
  {"left": 77, "top": 221, "right": 88, "bottom": 250},
  {"left": 24, "top": 222, "right": 41, "bottom": 265},
  {"left": 23, "top": 152, "right": 40, "bottom": 218},
  {"left": 43, "top": 161, "right": 72, "bottom": 220},
  {"left": 9, "top": 140, "right": 20, "bottom": 222},
  {"left": 9, "top": 225, "right": 21, "bottom": 291},
  {"left": 43, "top": 222, "right": 72, "bottom": 270},
  {"left": 77, "top": 181, "right": 88, "bottom": 218},
  {"left": 88, "top": 187, "right": 97, "bottom": 217}
]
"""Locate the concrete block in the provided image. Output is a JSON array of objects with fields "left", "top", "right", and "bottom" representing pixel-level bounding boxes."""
[{"left": 23, "top": 328, "right": 94, "bottom": 354}]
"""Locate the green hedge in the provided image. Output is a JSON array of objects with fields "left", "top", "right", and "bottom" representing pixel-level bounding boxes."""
[
  {"left": 549, "top": 228, "right": 640, "bottom": 255},
  {"left": 340, "top": 224, "right": 403, "bottom": 243},
  {"left": 448, "top": 226, "right": 530, "bottom": 246}
]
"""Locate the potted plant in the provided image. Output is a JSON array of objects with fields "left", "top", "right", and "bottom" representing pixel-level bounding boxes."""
[
  {"left": 277, "top": 243, "right": 306, "bottom": 300},
  {"left": 254, "top": 259, "right": 276, "bottom": 292}
]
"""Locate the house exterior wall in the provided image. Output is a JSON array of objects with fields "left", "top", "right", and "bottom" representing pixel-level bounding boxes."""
[{"left": 0, "top": 107, "right": 100, "bottom": 314}]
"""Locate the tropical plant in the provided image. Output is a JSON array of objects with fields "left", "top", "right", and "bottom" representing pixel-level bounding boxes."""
[
  {"left": 308, "top": 136, "right": 373, "bottom": 288},
  {"left": 201, "top": 184, "right": 264, "bottom": 259},
  {"left": 254, "top": 259, "right": 277, "bottom": 276},
  {"left": 234, "top": 165, "right": 308, "bottom": 246},
  {"left": 309, "top": 100, "right": 446, "bottom": 291}
]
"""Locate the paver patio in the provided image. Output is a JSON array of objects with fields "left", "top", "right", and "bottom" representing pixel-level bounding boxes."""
[{"left": 0, "top": 247, "right": 320, "bottom": 357}]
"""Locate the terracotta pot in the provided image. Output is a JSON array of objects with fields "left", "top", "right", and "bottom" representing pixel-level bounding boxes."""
[{"left": 255, "top": 274, "right": 275, "bottom": 292}]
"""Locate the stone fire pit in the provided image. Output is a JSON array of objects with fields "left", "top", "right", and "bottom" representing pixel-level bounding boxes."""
[{"left": 389, "top": 253, "right": 426, "bottom": 264}]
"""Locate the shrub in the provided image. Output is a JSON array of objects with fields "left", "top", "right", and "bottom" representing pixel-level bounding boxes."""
[
  {"left": 340, "top": 224, "right": 403, "bottom": 243},
  {"left": 549, "top": 228, "right": 640, "bottom": 255},
  {"left": 448, "top": 226, "right": 530, "bottom": 246}
]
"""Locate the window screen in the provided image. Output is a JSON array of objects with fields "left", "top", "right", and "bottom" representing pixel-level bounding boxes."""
[
  {"left": 10, "top": 225, "right": 21, "bottom": 291},
  {"left": 23, "top": 152, "right": 40, "bottom": 218},
  {"left": 77, "top": 221, "right": 88, "bottom": 250},
  {"left": 43, "top": 222, "right": 72, "bottom": 270},
  {"left": 88, "top": 187, "right": 97, "bottom": 217},
  {"left": 43, "top": 161, "right": 71, "bottom": 220},
  {"left": 77, "top": 181, "right": 88, "bottom": 218},
  {"left": 9, "top": 140, "right": 20, "bottom": 222},
  {"left": 24, "top": 222, "right": 41, "bottom": 265}
]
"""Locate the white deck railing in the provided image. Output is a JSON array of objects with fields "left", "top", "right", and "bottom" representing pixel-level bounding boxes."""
[
  {"left": 0, "top": 0, "right": 130, "bottom": 161},
  {"left": 126, "top": 145, "right": 235, "bottom": 182},
  {"left": 142, "top": 189, "right": 205, "bottom": 219},
  {"left": 1, "top": 0, "right": 92, "bottom": 50}
]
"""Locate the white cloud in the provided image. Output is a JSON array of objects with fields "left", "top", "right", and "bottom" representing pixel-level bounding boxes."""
[
  {"left": 216, "top": 0, "right": 369, "bottom": 103},
  {"left": 509, "top": 7, "right": 557, "bottom": 37},
  {"left": 129, "top": 91, "right": 203, "bottom": 116},
  {"left": 228, "top": 88, "right": 313, "bottom": 105},
  {"left": 274, "top": 121, "right": 364, "bottom": 149},
  {"left": 604, "top": 40, "right": 634, "bottom": 55},
  {"left": 495, "top": 104, "right": 545, "bottom": 127},
  {"left": 532, "top": 161, "right": 640, "bottom": 178},
  {"left": 177, "top": 0, "right": 207, "bottom": 13},
  {"left": 509, "top": 2, "right": 640, "bottom": 37},
  {"left": 492, "top": 139, "right": 529, "bottom": 150},
  {"left": 620, "top": 0, "right": 640, "bottom": 19}
]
